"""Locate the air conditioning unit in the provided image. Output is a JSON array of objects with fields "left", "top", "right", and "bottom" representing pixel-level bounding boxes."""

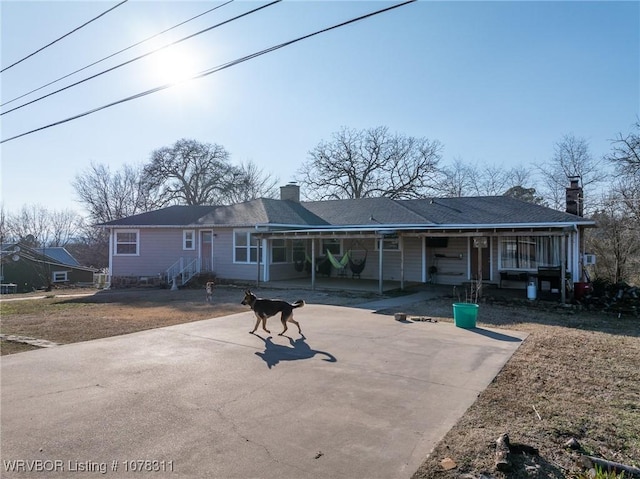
[{"left": 583, "top": 254, "right": 596, "bottom": 265}]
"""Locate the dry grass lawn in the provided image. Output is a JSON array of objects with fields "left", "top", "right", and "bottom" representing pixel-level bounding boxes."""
[{"left": 1, "top": 285, "right": 638, "bottom": 478}]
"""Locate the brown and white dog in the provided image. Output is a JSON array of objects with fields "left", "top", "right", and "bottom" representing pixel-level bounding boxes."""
[
  {"left": 241, "top": 289, "right": 305, "bottom": 335},
  {"left": 205, "top": 281, "right": 215, "bottom": 302}
]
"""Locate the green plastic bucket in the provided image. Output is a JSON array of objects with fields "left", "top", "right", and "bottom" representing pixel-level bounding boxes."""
[{"left": 452, "top": 303, "right": 478, "bottom": 329}]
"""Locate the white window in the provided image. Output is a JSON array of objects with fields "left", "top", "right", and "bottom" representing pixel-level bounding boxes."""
[
  {"left": 115, "top": 230, "right": 139, "bottom": 255},
  {"left": 499, "top": 236, "right": 562, "bottom": 270},
  {"left": 52, "top": 271, "right": 68, "bottom": 282},
  {"left": 271, "top": 238, "right": 287, "bottom": 263},
  {"left": 234, "top": 231, "right": 261, "bottom": 263},
  {"left": 183, "top": 230, "right": 195, "bottom": 250}
]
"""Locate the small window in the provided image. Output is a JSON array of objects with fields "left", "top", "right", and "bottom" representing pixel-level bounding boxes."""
[
  {"left": 52, "top": 271, "right": 68, "bottom": 282},
  {"left": 183, "top": 230, "right": 195, "bottom": 250},
  {"left": 115, "top": 230, "right": 139, "bottom": 255}
]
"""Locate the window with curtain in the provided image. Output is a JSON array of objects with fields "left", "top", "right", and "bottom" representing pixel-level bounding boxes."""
[{"left": 500, "top": 236, "right": 561, "bottom": 269}]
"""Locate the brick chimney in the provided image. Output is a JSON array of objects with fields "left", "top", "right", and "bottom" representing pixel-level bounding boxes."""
[
  {"left": 280, "top": 182, "right": 300, "bottom": 202},
  {"left": 565, "top": 176, "right": 583, "bottom": 216}
]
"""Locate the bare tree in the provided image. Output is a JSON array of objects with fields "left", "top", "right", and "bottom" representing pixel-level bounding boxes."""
[
  {"left": 226, "top": 160, "right": 279, "bottom": 204},
  {"left": 433, "top": 158, "right": 477, "bottom": 197},
  {"left": 537, "top": 134, "right": 609, "bottom": 212},
  {"left": 587, "top": 191, "right": 640, "bottom": 284},
  {"left": 0, "top": 205, "right": 7, "bottom": 244},
  {"left": 297, "top": 126, "right": 442, "bottom": 200},
  {"left": 4, "top": 205, "right": 83, "bottom": 247},
  {"left": 73, "top": 162, "right": 154, "bottom": 223},
  {"left": 606, "top": 120, "right": 640, "bottom": 176},
  {"left": 143, "top": 138, "right": 240, "bottom": 206},
  {"left": 6, "top": 205, "right": 51, "bottom": 246},
  {"left": 473, "top": 164, "right": 512, "bottom": 196},
  {"left": 65, "top": 227, "right": 109, "bottom": 269}
]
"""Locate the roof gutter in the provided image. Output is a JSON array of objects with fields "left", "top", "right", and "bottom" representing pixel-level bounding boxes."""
[{"left": 255, "top": 220, "right": 596, "bottom": 234}]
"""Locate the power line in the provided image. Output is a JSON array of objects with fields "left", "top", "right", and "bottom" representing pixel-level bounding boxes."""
[
  {"left": 0, "top": 0, "right": 129, "bottom": 74},
  {"left": 1, "top": 0, "right": 280, "bottom": 116},
  {"left": 1, "top": 0, "right": 417, "bottom": 144},
  {"left": 0, "top": 0, "right": 234, "bottom": 108}
]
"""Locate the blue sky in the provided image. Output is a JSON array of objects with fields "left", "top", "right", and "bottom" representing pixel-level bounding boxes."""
[{"left": 1, "top": 0, "right": 638, "bottom": 215}]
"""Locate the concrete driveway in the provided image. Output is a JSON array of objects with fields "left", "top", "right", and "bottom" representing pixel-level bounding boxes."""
[{"left": 1, "top": 303, "right": 527, "bottom": 479}]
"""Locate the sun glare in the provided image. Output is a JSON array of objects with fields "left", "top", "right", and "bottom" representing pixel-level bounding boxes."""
[{"left": 150, "top": 44, "right": 201, "bottom": 87}]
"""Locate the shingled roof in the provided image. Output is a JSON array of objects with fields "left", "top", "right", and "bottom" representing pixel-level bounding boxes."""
[
  {"left": 400, "top": 196, "right": 588, "bottom": 225},
  {"left": 99, "top": 196, "right": 593, "bottom": 229}
]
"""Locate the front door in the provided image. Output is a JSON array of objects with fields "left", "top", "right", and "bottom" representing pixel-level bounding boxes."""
[{"left": 201, "top": 231, "right": 213, "bottom": 272}]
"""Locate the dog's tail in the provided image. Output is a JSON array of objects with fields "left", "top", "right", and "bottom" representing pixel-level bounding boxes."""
[{"left": 292, "top": 300, "right": 305, "bottom": 309}]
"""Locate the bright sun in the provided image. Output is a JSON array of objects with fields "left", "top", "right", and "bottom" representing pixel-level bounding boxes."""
[{"left": 150, "top": 44, "right": 200, "bottom": 86}]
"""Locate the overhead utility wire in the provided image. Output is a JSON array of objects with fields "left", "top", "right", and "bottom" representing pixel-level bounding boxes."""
[
  {"left": 1, "top": 0, "right": 416, "bottom": 144},
  {"left": 0, "top": 0, "right": 234, "bottom": 108},
  {"left": 0, "top": 0, "right": 129, "bottom": 73},
  {"left": 1, "top": 0, "right": 278, "bottom": 116}
]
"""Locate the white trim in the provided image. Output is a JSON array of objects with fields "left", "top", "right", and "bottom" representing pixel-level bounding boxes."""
[
  {"left": 52, "top": 271, "right": 69, "bottom": 282},
  {"left": 183, "top": 230, "right": 195, "bottom": 250},
  {"left": 114, "top": 229, "right": 139, "bottom": 256},
  {"left": 233, "top": 229, "right": 259, "bottom": 264}
]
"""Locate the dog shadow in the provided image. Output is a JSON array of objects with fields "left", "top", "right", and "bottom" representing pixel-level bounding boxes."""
[{"left": 252, "top": 334, "right": 337, "bottom": 369}]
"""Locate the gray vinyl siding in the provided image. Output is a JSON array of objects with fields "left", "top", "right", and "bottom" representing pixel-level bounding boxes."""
[
  {"left": 401, "top": 236, "right": 423, "bottom": 282},
  {"left": 212, "top": 229, "right": 260, "bottom": 281},
  {"left": 427, "top": 237, "right": 468, "bottom": 285},
  {"left": 111, "top": 228, "right": 192, "bottom": 277}
]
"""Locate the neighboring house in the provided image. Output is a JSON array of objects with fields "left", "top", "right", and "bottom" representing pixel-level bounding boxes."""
[
  {"left": 98, "top": 182, "right": 596, "bottom": 301},
  {"left": 0, "top": 243, "right": 97, "bottom": 293}
]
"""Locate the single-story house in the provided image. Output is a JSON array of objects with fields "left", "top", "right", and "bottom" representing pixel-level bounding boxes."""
[
  {"left": 98, "top": 181, "right": 596, "bottom": 301},
  {"left": 0, "top": 243, "right": 98, "bottom": 293}
]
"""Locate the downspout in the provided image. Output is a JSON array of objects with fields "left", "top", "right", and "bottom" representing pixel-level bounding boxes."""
[{"left": 108, "top": 228, "right": 113, "bottom": 289}]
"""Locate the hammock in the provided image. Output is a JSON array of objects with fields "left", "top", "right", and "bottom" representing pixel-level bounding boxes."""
[
  {"left": 326, "top": 250, "right": 350, "bottom": 269},
  {"left": 348, "top": 249, "right": 368, "bottom": 278}
]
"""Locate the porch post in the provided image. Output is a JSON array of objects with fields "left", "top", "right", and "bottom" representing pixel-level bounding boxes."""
[
  {"left": 256, "top": 239, "right": 260, "bottom": 288},
  {"left": 421, "top": 236, "right": 427, "bottom": 283},
  {"left": 311, "top": 238, "right": 316, "bottom": 290},
  {"left": 400, "top": 235, "right": 405, "bottom": 291},
  {"left": 262, "top": 239, "right": 269, "bottom": 283},
  {"left": 378, "top": 236, "right": 384, "bottom": 295}
]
